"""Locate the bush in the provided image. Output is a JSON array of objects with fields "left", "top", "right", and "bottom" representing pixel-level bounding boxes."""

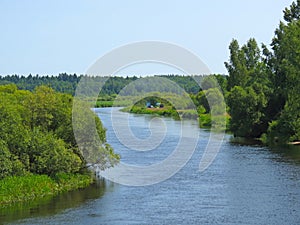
[{"left": 199, "top": 114, "right": 212, "bottom": 128}]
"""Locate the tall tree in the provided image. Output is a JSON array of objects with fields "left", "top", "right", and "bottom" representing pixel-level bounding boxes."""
[
  {"left": 225, "top": 38, "right": 271, "bottom": 138},
  {"left": 267, "top": 1, "right": 300, "bottom": 143}
]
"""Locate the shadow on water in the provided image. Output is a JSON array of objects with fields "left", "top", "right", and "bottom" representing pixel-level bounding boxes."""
[
  {"left": 269, "top": 144, "right": 300, "bottom": 164},
  {"left": 229, "top": 136, "right": 300, "bottom": 164},
  {"left": 0, "top": 178, "right": 108, "bottom": 224},
  {"left": 229, "top": 136, "right": 263, "bottom": 146}
]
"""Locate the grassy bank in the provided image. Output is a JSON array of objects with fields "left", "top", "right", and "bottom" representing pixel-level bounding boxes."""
[
  {"left": 0, "top": 173, "right": 93, "bottom": 207},
  {"left": 121, "top": 105, "right": 181, "bottom": 120},
  {"left": 122, "top": 105, "right": 230, "bottom": 130},
  {"left": 95, "top": 99, "right": 133, "bottom": 107}
]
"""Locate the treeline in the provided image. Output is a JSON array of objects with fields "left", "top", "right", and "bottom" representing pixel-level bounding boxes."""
[
  {"left": 0, "top": 84, "right": 119, "bottom": 180},
  {"left": 0, "top": 74, "right": 203, "bottom": 96},
  {"left": 0, "top": 73, "right": 79, "bottom": 95},
  {"left": 224, "top": 0, "right": 300, "bottom": 144}
]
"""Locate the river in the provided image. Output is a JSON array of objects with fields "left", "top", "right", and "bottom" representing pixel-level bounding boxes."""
[{"left": 1, "top": 107, "right": 300, "bottom": 224}]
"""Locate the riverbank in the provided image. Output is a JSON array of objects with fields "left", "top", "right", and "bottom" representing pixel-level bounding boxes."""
[
  {"left": 121, "top": 105, "right": 230, "bottom": 130},
  {"left": 121, "top": 105, "right": 182, "bottom": 120},
  {"left": 0, "top": 173, "right": 93, "bottom": 207}
]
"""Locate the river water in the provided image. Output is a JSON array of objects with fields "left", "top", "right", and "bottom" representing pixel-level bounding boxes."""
[{"left": 1, "top": 107, "right": 300, "bottom": 225}]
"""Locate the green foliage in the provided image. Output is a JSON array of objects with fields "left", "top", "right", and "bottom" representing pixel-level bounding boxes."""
[
  {"left": 120, "top": 91, "right": 201, "bottom": 121},
  {"left": 283, "top": 0, "right": 300, "bottom": 22},
  {"left": 0, "top": 175, "right": 57, "bottom": 205},
  {"left": 267, "top": 96, "right": 300, "bottom": 144},
  {"left": 0, "top": 84, "right": 119, "bottom": 179},
  {"left": 192, "top": 91, "right": 209, "bottom": 113},
  {"left": 223, "top": 1, "right": 300, "bottom": 144},
  {"left": 28, "top": 129, "right": 82, "bottom": 176},
  {"left": 224, "top": 39, "right": 248, "bottom": 90},
  {"left": 126, "top": 105, "right": 180, "bottom": 120},
  {"left": 214, "top": 74, "right": 228, "bottom": 93},
  {"left": 263, "top": 1, "right": 300, "bottom": 144},
  {"left": 0, "top": 73, "right": 79, "bottom": 95},
  {"left": 191, "top": 78, "right": 227, "bottom": 129},
  {"left": 198, "top": 111, "right": 228, "bottom": 130},
  {"left": 0, "top": 74, "right": 202, "bottom": 97},
  {"left": 205, "top": 88, "right": 226, "bottom": 116},
  {"left": 199, "top": 114, "right": 212, "bottom": 128},
  {"left": 227, "top": 86, "right": 267, "bottom": 137},
  {"left": 201, "top": 75, "right": 220, "bottom": 91},
  {"left": 72, "top": 100, "right": 120, "bottom": 169},
  {"left": 0, "top": 140, "right": 13, "bottom": 179},
  {"left": 225, "top": 38, "right": 271, "bottom": 138},
  {"left": 95, "top": 101, "right": 114, "bottom": 107},
  {"left": 0, "top": 84, "right": 18, "bottom": 93},
  {"left": 157, "top": 75, "right": 200, "bottom": 94},
  {"left": 0, "top": 174, "right": 92, "bottom": 206},
  {"left": 51, "top": 173, "right": 93, "bottom": 192}
]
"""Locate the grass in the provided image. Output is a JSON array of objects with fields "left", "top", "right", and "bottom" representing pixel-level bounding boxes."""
[
  {"left": 122, "top": 105, "right": 181, "bottom": 120},
  {"left": 95, "top": 100, "right": 114, "bottom": 107},
  {"left": 95, "top": 99, "right": 134, "bottom": 107},
  {"left": 0, "top": 173, "right": 93, "bottom": 207}
]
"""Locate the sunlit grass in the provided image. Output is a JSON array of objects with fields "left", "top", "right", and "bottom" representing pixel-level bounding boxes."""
[{"left": 0, "top": 173, "right": 93, "bottom": 207}]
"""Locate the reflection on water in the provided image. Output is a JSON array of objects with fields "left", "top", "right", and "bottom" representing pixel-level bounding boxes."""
[
  {"left": 270, "top": 145, "right": 300, "bottom": 164},
  {"left": 230, "top": 136, "right": 300, "bottom": 165},
  {"left": 229, "top": 136, "right": 263, "bottom": 146},
  {"left": 0, "top": 179, "right": 108, "bottom": 224}
]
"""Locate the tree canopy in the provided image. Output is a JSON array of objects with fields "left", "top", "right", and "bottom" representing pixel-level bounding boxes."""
[
  {"left": 0, "top": 84, "right": 119, "bottom": 179},
  {"left": 225, "top": 0, "right": 300, "bottom": 144}
]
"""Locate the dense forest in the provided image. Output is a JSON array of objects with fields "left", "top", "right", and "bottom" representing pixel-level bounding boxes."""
[
  {"left": 0, "top": 84, "right": 119, "bottom": 179},
  {"left": 0, "top": 74, "right": 202, "bottom": 96},
  {"left": 0, "top": 73, "right": 80, "bottom": 95},
  {"left": 224, "top": 0, "right": 300, "bottom": 144}
]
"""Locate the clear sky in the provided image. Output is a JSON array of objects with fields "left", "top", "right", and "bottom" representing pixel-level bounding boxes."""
[{"left": 0, "top": 0, "right": 294, "bottom": 76}]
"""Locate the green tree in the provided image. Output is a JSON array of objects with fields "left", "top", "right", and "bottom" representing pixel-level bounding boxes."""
[
  {"left": 224, "top": 39, "right": 248, "bottom": 90},
  {"left": 283, "top": 0, "right": 300, "bottom": 22},
  {"left": 266, "top": 3, "right": 300, "bottom": 143},
  {"left": 227, "top": 86, "right": 268, "bottom": 137},
  {"left": 28, "top": 128, "right": 82, "bottom": 176},
  {"left": 0, "top": 140, "right": 13, "bottom": 179},
  {"left": 0, "top": 84, "right": 119, "bottom": 179},
  {"left": 72, "top": 100, "right": 120, "bottom": 170},
  {"left": 225, "top": 39, "right": 271, "bottom": 138}
]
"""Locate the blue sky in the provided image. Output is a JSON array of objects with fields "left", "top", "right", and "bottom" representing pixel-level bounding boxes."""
[{"left": 0, "top": 0, "right": 294, "bottom": 76}]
